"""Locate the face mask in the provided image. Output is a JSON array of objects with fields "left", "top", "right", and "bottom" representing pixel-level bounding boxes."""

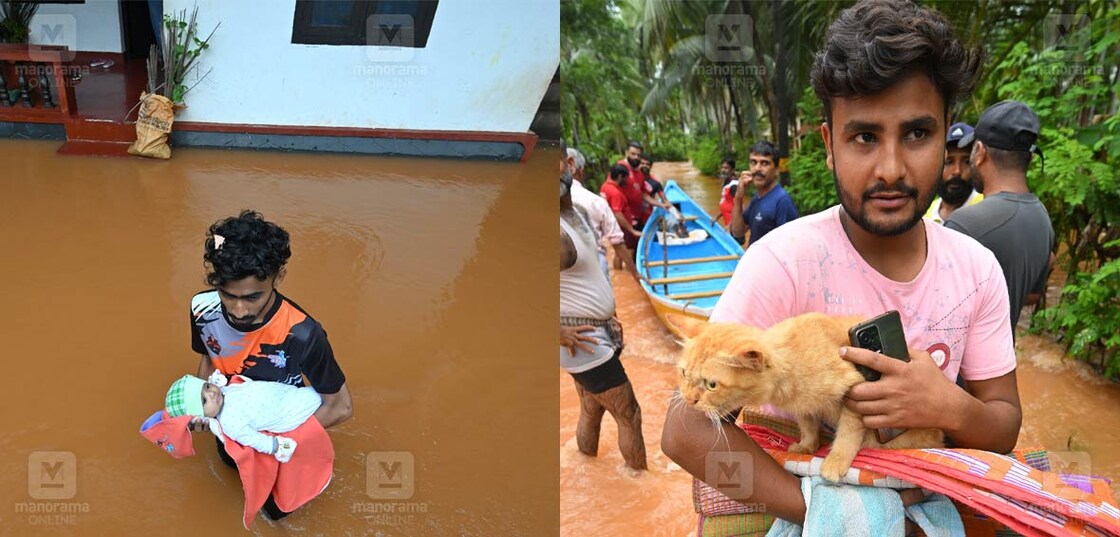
[{"left": 560, "top": 169, "right": 574, "bottom": 198}]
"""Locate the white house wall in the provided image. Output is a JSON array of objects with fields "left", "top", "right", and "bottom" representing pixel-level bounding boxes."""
[
  {"left": 162, "top": 0, "right": 559, "bottom": 133},
  {"left": 29, "top": 0, "right": 123, "bottom": 53}
]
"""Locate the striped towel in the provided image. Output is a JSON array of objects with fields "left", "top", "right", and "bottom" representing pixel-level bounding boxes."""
[
  {"left": 765, "top": 476, "right": 963, "bottom": 537},
  {"left": 739, "top": 419, "right": 1120, "bottom": 536}
]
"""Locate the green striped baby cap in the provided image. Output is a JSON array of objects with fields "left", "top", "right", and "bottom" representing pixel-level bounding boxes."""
[{"left": 165, "top": 374, "right": 206, "bottom": 418}]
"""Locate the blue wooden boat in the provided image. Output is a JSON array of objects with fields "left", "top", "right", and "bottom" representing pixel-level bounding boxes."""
[{"left": 636, "top": 180, "right": 744, "bottom": 338}]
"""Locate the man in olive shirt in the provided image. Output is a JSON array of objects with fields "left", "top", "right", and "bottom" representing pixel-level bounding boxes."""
[{"left": 946, "top": 100, "right": 1054, "bottom": 331}]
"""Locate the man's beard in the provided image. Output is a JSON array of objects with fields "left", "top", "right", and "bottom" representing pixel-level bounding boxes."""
[
  {"left": 939, "top": 176, "right": 973, "bottom": 206},
  {"left": 627, "top": 158, "right": 641, "bottom": 168},
  {"left": 969, "top": 163, "right": 985, "bottom": 194},
  {"left": 640, "top": 167, "right": 650, "bottom": 175},
  {"left": 834, "top": 169, "right": 936, "bottom": 237}
]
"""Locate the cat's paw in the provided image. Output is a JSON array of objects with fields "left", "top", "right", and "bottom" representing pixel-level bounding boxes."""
[
  {"left": 788, "top": 441, "right": 817, "bottom": 455},
  {"left": 820, "top": 455, "right": 852, "bottom": 482}
]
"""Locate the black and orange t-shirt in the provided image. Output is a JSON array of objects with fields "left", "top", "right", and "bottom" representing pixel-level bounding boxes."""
[{"left": 189, "top": 290, "right": 346, "bottom": 394}]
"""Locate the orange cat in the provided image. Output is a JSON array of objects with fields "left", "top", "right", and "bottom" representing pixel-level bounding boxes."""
[{"left": 674, "top": 313, "right": 944, "bottom": 482}]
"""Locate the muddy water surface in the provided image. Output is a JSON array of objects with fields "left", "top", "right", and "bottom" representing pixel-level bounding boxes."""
[
  {"left": 559, "top": 161, "right": 1120, "bottom": 536},
  {"left": 0, "top": 140, "right": 557, "bottom": 535}
]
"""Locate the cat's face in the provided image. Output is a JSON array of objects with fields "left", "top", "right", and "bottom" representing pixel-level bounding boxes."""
[{"left": 676, "top": 323, "right": 773, "bottom": 416}]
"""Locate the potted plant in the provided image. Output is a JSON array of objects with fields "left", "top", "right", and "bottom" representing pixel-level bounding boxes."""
[{"left": 128, "top": 5, "right": 217, "bottom": 159}]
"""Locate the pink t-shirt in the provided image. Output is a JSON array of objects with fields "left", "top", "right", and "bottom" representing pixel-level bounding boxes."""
[{"left": 710, "top": 206, "right": 1015, "bottom": 382}]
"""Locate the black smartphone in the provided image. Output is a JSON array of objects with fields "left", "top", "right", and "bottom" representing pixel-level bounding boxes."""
[
  {"left": 847, "top": 310, "right": 910, "bottom": 444},
  {"left": 847, "top": 310, "right": 909, "bottom": 382}
]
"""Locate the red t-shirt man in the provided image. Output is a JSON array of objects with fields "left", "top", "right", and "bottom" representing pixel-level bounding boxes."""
[
  {"left": 599, "top": 179, "right": 638, "bottom": 250},
  {"left": 615, "top": 159, "right": 652, "bottom": 226}
]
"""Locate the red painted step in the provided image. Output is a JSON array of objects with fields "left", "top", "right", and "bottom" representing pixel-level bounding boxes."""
[
  {"left": 56, "top": 140, "right": 133, "bottom": 157},
  {"left": 65, "top": 117, "right": 135, "bottom": 143}
]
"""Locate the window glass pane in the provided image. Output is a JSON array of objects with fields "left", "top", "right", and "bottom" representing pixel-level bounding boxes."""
[
  {"left": 310, "top": 1, "right": 355, "bottom": 27},
  {"left": 375, "top": 0, "right": 420, "bottom": 18}
]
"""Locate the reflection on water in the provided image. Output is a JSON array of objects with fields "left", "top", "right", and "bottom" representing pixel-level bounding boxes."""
[
  {"left": 559, "top": 160, "right": 1120, "bottom": 536},
  {"left": 0, "top": 140, "right": 557, "bottom": 535}
]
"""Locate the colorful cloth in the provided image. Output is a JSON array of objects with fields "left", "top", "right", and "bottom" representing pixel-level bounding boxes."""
[
  {"left": 693, "top": 412, "right": 1120, "bottom": 537},
  {"left": 222, "top": 415, "right": 334, "bottom": 529},
  {"left": 139, "top": 376, "right": 335, "bottom": 529},
  {"left": 140, "top": 410, "right": 196, "bottom": 459}
]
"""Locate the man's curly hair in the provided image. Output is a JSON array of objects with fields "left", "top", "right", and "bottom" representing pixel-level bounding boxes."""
[
  {"left": 204, "top": 210, "right": 291, "bottom": 287},
  {"left": 810, "top": 0, "right": 983, "bottom": 124}
]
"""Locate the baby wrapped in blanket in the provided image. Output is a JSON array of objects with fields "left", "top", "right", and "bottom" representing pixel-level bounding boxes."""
[{"left": 164, "top": 372, "right": 322, "bottom": 462}]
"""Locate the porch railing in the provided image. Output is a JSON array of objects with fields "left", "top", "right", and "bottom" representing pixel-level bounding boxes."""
[{"left": 0, "top": 44, "right": 77, "bottom": 123}]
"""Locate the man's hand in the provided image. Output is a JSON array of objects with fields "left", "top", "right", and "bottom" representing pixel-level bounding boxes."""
[
  {"left": 840, "top": 346, "right": 960, "bottom": 431},
  {"left": 561, "top": 324, "right": 597, "bottom": 356}
]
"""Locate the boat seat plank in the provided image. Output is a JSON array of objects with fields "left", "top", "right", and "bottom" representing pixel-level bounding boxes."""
[
  {"left": 666, "top": 289, "right": 726, "bottom": 300},
  {"left": 645, "top": 254, "right": 740, "bottom": 268},
  {"left": 649, "top": 271, "right": 734, "bottom": 285}
]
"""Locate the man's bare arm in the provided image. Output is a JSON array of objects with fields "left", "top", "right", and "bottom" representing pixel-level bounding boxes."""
[
  {"left": 730, "top": 186, "right": 747, "bottom": 243},
  {"left": 611, "top": 242, "right": 644, "bottom": 282},
  {"left": 314, "top": 383, "right": 354, "bottom": 429},
  {"left": 662, "top": 398, "right": 807, "bottom": 524},
  {"left": 944, "top": 371, "right": 1022, "bottom": 453},
  {"left": 613, "top": 211, "right": 641, "bottom": 237}
]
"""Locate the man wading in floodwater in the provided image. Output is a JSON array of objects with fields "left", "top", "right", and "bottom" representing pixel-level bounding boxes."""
[
  {"left": 187, "top": 210, "right": 353, "bottom": 520},
  {"left": 561, "top": 139, "right": 648, "bottom": 471}
]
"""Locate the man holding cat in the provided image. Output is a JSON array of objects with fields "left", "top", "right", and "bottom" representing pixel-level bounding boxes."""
[{"left": 662, "top": 0, "right": 1022, "bottom": 526}]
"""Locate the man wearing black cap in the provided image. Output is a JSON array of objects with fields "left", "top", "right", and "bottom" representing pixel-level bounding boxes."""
[
  {"left": 945, "top": 100, "right": 1055, "bottom": 331},
  {"left": 925, "top": 122, "right": 983, "bottom": 224}
]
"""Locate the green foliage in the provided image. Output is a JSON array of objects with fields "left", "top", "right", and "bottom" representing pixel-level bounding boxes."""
[
  {"left": 1003, "top": 3, "right": 1120, "bottom": 377},
  {"left": 690, "top": 135, "right": 722, "bottom": 176},
  {"left": 0, "top": 0, "right": 39, "bottom": 43},
  {"left": 785, "top": 87, "right": 836, "bottom": 216},
  {"left": 1033, "top": 253, "right": 1120, "bottom": 380},
  {"left": 153, "top": 7, "right": 219, "bottom": 105}
]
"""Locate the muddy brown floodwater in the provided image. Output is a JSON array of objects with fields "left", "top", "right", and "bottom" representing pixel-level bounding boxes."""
[
  {"left": 0, "top": 140, "right": 558, "bottom": 535},
  {"left": 559, "top": 161, "right": 1120, "bottom": 536}
]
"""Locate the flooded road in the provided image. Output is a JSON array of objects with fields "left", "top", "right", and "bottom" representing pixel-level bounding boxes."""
[
  {"left": 0, "top": 140, "right": 557, "bottom": 535},
  {"left": 559, "top": 161, "right": 1120, "bottom": 536}
]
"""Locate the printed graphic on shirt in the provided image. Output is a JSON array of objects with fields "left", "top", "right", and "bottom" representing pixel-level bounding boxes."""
[{"left": 190, "top": 291, "right": 345, "bottom": 392}]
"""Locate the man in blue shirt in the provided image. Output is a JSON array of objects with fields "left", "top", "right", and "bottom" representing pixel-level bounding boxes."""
[{"left": 730, "top": 141, "right": 799, "bottom": 246}]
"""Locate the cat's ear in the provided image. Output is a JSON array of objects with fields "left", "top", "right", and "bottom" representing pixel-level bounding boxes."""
[
  {"left": 731, "top": 349, "right": 766, "bottom": 371},
  {"left": 666, "top": 314, "right": 708, "bottom": 341}
]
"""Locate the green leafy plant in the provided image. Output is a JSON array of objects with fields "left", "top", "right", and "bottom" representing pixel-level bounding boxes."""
[
  {"left": 147, "top": 6, "right": 219, "bottom": 105},
  {"left": 785, "top": 86, "right": 837, "bottom": 216},
  {"left": 0, "top": 0, "right": 40, "bottom": 43}
]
